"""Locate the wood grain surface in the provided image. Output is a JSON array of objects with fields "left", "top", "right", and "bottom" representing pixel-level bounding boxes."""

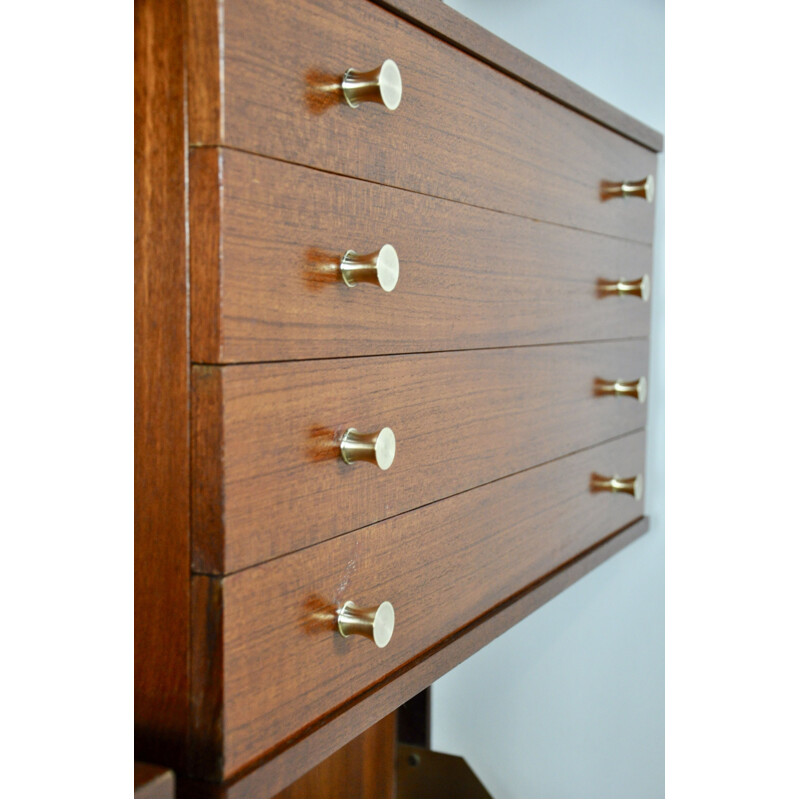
[
  {"left": 180, "top": 516, "right": 649, "bottom": 796},
  {"left": 139, "top": 0, "right": 660, "bottom": 790},
  {"left": 135, "top": 0, "right": 191, "bottom": 770},
  {"left": 190, "top": 148, "right": 653, "bottom": 364},
  {"left": 192, "top": 340, "right": 649, "bottom": 574},
  {"left": 135, "top": 763, "right": 176, "bottom": 799},
  {"left": 187, "top": 0, "right": 657, "bottom": 242},
  {"left": 371, "top": 0, "right": 663, "bottom": 152},
  {"left": 189, "top": 432, "right": 645, "bottom": 780},
  {"left": 274, "top": 711, "right": 397, "bottom": 798}
]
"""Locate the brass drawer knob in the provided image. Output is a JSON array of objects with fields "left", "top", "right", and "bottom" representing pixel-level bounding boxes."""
[
  {"left": 340, "top": 244, "right": 399, "bottom": 292},
  {"left": 604, "top": 175, "right": 654, "bottom": 202},
  {"left": 340, "top": 427, "right": 396, "bottom": 470},
  {"left": 595, "top": 377, "right": 647, "bottom": 403},
  {"left": 342, "top": 59, "right": 402, "bottom": 110},
  {"left": 337, "top": 600, "right": 395, "bottom": 648},
  {"left": 599, "top": 275, "right": 650, "bottom": 302},
  {"left": 591, "top": 473, "right": 643, "bottom": 500}
]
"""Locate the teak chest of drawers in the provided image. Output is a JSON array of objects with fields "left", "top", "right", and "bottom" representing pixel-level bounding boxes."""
[{"left": 135, "top": 0, "right": 662, "bottom": 795}]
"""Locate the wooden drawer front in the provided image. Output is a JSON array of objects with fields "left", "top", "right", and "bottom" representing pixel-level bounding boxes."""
[
  {"left": 190, "top": 432, "right": 645, "bottom": 779},
  {"left": 188, "top": 0, "right": 657, "bottom": 243},
  {"left": 192, "top": 341, "right": 648, "bottom": 574},
  {"left": 191, "top": 149, "right": 652, "bottom": 364}
]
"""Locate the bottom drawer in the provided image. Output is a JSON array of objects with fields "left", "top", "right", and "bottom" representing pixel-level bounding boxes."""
[{"left": 190, "top": 431, "right": 646, "bottom": 779}]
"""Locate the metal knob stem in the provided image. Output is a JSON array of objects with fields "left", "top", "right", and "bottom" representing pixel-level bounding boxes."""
[
  {"left": 595, "top": 377, "right": 647, "bottom": 403},
  {"left": 340, "top": 244, "right": 399, "bottom": 292},
  {"left": 599, "top": 275, "right": 650, "bottom": 302},
  {"left": 591, "top": 474, "right": 643, "bottom": 500},
  {"left": 340, "top": 427, "right": 396, "bottom": 471},
  {"left": 342, "top": 59, "right": 402, "bottom": 110},
  {"left": 337, "top": 600, "right": 395, "bottom": 648},
  {"left": 604, "top": 175, "right": 654, "bottom": 202}
]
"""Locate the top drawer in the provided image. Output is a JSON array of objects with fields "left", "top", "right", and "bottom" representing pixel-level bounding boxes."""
[{"left": 188, "top": 0, "right": 657, "bottom": 242}]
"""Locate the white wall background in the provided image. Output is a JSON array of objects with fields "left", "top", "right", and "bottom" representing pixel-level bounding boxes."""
[{"left": 431, "top": 2, "right": 665, "bottom": 797}]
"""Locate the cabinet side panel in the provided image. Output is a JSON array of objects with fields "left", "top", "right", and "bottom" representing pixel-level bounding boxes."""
[{"left": 134, "top": 0, "right": 191, "bottom": 770}]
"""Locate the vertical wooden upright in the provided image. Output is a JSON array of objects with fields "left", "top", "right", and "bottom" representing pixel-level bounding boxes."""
[
  {"left": 274, "top": 712, "right": 399, "bottom": 799},
  {"left": 134, "top": 0, "right": 190, "bottom": 771}
]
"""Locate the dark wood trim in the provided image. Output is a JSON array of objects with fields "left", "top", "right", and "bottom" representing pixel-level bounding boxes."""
[
  {"left": 178, "top": 516, "right": 649, "bottom": 797},
  {"left": 189, "top": 577, "right": 226, "bottom": 779},
  {"left": 397, "top": 744, "right": 491, "bottom": 799},
  {"left": 397, "top": 689, "right": 430, "bottom": 750},
  {"left": 134, "top": 0, "right": 191, "bottom": 771},
  {"left": 370, "top": 0, "right": 663, "bottom": 153}
]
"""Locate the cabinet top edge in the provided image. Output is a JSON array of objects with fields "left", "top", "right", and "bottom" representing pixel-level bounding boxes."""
[{"left": 369, "top": 0, "right": 664, "bottom": 153}]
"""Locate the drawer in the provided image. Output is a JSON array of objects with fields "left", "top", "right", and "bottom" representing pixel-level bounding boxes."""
[
  {"left": 190, "top": 431, "right": 646, "bottom": 780},
  {"left": 192, "top": 341, "right": 648, "bottom": 573},
  {"left": 187, "top": 0, "right": 657, "bottom": 242},
  {"left": 191, "top": 148, "right": 652, "bottom": 364}
]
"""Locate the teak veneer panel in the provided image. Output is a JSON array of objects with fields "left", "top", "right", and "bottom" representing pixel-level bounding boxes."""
[
  {"left": 191, "top": 149, "right": 653, "bottom": 364},
  {"left": 371, "top": 0, "right": 663, "bottom": 152},
  {"left": 180, "top": 516, "right": 649, "bottom": 797},
  {"left": 187, "top": 0, "right": 657, "bottom": 243},
  {"left": 135, "top": 0, "right": 191, "bottom": 771},
  {"left": 192, "top": 341, "right": 649, "bottom": 573},
  {"left": 189, "top": 432, "right": 646, "bottom": 781},
  {"left": 140, "top": 0, "right": 660, "bottom": 790}
]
